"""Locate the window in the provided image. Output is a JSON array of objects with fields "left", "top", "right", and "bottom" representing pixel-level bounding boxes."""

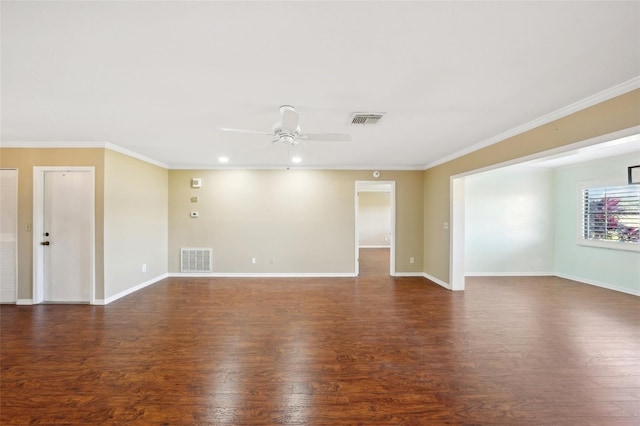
[{"left": 581, "top": 184, "right": 640, "bottom": 250}]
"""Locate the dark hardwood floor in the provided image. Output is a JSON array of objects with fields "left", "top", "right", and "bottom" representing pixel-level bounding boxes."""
[{"left": 1, "top": 249, "right": 639, "bottom": 425}]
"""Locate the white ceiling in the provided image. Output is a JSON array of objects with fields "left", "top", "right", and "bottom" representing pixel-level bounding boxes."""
[{"left": 2, "top": 1, "right": 639, "bottom": 169}]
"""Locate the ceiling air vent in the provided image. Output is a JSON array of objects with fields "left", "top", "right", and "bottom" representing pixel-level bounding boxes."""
[{"left": 350, "top": 112, "right": 385, "bottom": 125}]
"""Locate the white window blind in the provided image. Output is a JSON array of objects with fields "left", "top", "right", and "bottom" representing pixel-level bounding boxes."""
[{"left": 582, "top": 184, "right": 640, "bottom": 246}]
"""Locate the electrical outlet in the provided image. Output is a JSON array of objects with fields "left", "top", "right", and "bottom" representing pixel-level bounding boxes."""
[
  {"left": 443, "top": 222, "right": 449, "bottom": 229},
  {"left": 251, "top": 257, "right": 256, "bottom": 264},
  {"left": 141, "top": 264, "right": 147, "bottom": 272},
  {"left": 410, "top": 257, "right": 415, "bottom": 264}
]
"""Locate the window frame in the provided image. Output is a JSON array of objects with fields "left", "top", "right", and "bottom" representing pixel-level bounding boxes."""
[{"left": 577, "top": 180, "right": 640, "bottom": 252}]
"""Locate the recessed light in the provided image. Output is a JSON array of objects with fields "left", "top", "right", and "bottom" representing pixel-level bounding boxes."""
[
  {"left": 291, "top": 156, "right": 302, "bottom": 164},
  {"left": 218, "top": 156, "right": 229, "bottom": 163}
]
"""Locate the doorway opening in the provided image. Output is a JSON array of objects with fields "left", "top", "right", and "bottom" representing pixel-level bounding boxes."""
[
  {"left": 33, "top": 167, "right": 95, "bottom": 304},
  {"left": 355, "top": 181, "right": 395, "bottom": 276},
  {"left": 449, "top": 126, "right": 640, "bottom": 292},
  {"left": 358, "top": 247, "right": 390, "bottom": 278}
]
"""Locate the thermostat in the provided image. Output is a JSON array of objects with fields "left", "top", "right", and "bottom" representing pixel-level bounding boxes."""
[{"left": 191, "top": 178, "right": 202, "bottom": 188}]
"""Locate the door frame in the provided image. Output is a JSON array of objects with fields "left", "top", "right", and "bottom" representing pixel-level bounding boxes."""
[
  {"left": 32, "top": 167, "right": 96, "bottom": 304},
  {"left": 450, "top": 176, "right": 465, "bottom": 291},
  {"left": 355, "top": 180, "right": 396, "bottom": 276}
]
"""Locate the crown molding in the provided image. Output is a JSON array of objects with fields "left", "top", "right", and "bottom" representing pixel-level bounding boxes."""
[
  {"left": 0, "top": 141, "right": 106, "bottom": 149},
  {"left": 104, "top": 143, "right": 168, "bottom": 169},
  {"left": 423, "top": 76, "right": 640, "bottom": 170},
  {"left": 0, "top": 140, "right": 168, "bottom": 169},
  {"left": 167, "top": 164, "right": 424, "bottom": 170},
  {"left": 1, "top": 140, "right": 417, "bottom": 170}
]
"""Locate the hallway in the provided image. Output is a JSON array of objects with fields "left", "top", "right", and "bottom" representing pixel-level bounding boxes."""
[{"left": 358, "top": 248, "right": 390, "bottom": 277}]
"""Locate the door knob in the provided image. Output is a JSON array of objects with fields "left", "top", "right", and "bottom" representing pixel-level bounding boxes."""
[{"left": 40, "top": 241, "right": 50, "bottom": 246}]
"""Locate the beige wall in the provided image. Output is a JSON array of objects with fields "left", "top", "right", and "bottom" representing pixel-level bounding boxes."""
[
  {"left": 104, "top": 150, "right": 168, "bottom": 299},
  {"left": 394, "top": 172, "right": 424, "bottom": 272},
  {"left": 0, "top": 148, "right": 105, "bottom": 300},
  {"left": 0, "top": 147, "right": 170, "bottom": 302},
  {"left": 168, "top": 169, "right": 423, "bottom": 274},
  {"left": 423, "top": 89, "right": 640, "bottom": 283}
]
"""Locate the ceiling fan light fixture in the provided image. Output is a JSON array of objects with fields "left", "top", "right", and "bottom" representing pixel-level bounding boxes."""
[
  {"left": 280, "top": 135, "right": 295, "bottom": 144},
  {"left": 218, "top": 156, "right": 229, "bottom": 163}
]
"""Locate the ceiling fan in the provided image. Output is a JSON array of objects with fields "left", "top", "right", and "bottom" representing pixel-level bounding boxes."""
[{"left": 219, "top": 105, "right": 351, "bottom": 145}]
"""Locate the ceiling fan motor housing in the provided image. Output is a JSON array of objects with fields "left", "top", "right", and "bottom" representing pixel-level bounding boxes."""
[
  {"left": 279, "top": 134, "right": 296, "bottom": 145},
  {"left": 222, "top": 105, "right": 351, "bottom": 145}
]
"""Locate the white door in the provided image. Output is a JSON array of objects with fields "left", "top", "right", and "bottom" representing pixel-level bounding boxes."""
[
  {"left": 0, "top": 169, "right": 18, "bottom": 303},
  {"left": 42, "top": 171, "right": 92, "bottom": 302}
]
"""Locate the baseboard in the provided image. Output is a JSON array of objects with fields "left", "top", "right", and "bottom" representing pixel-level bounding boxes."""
[
  {"left": 359, "top": 245, "right": 391, "bottom": 249},
  {"left": 16, "top": 272, "right": 635, "bottom": 306},
  {"left": 423, "top": 273, "right": 451, "bottom": 290},
  {"left": 466, "top": 271, "right": 554, "bottom": 277},
  {"left": 555, "top": 272, "right": 639, "bottom": 296},
  {"left": 98, "top": 273, "right": 169, "bottom": 305},
  {"left": 168, "top": 272, "right": 358, "bottom": 278},
  {"left": 391, "top": 272, "right": 424, "bottom": 277}
]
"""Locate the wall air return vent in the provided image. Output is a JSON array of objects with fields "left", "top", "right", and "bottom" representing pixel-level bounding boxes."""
[
  {"left": 350, "top": 112, "right": 385, "bottom": 125},
  {"left": 181, "top": 248, "right": 213, "bottom": 272}
]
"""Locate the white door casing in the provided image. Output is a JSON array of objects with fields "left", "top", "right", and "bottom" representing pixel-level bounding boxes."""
[{"left": 450, "top": 176, "right": 465, "bottom": 291}]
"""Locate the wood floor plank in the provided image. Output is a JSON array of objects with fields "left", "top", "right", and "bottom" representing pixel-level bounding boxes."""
[{"left": 1, "top": 249, "right": 638, "bottom": 424}]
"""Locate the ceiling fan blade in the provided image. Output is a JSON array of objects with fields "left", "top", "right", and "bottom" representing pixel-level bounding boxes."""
[
  {"left": 298, "top": 133, "right": 352, "bottom": 142},
  {"left": 219, "top": 127, "right": 275, "bottom": 136},
  {"left": 279, "top": 106, "right": 299, "bottom": 131}
]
